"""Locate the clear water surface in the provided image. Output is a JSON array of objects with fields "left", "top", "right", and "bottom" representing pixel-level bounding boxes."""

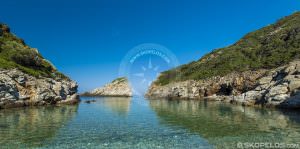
[{"left": 0, "top": 97, "right": 300, "bottom": 149}]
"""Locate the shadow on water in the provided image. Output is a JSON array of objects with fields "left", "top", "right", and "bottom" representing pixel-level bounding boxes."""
[
  {"left": 148, "top": 99, "right": 300, "bottom": 148},
  {"left": 0, "top": 105, "right": 78, "bottom": 148}
]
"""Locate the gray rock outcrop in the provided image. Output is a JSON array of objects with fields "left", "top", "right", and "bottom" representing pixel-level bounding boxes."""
[
  {"left": 146, "top": 60, "right": 300, "bottom": 109},
  {"left": 0, "top": 69, "right": 79, "bottom": 109},
  {"left": 82, "top": 77, "right": 132, "bottom": 97},
  {"left": 0, "top": 23, "right": 79, "bottom": 109}
]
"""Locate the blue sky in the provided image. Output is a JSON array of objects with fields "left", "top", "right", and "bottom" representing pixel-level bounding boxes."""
[{"left": 0, "top": 0, "right": 299, "bottom": 92}]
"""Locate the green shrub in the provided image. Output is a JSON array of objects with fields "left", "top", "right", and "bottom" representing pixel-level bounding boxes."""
[
  {"left": 155, "top": 12, "right": 300, "bottom": 85},
  {"left": 0, "top": 23, "right": 66, "bottom": 79}
]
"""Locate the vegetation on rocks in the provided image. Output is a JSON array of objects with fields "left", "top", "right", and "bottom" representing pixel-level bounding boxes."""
[
  {"left": 0, "top": 23, "right": 68, "bottom": 79},
  {"left": 112, "top": 77, "right": 127, "bottom": 83},
  {"left": 82, "top": 77, "right": 132, "bottom": 97},
  {"left": 0, "top": 24, "right": 79, "bottom": 109},
  {"left": 155, "top": 11, "right": 300, "bottom": 85}
]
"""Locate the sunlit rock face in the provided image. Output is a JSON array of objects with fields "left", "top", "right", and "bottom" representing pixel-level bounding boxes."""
[
  {"left": 0, "top": 69, "right": 79, "bottom": 109},
  {"left": 82, "top": 77, "right": 132, "bottom": 97},
  {"left": 0, "top": 105, "right": 78, "bottom": 148},
  {"left": 147, "top": 60, "right": 300, "bottom": 108},
  {"left": 149, "top": 99, "right": 300, "bottom": 148},
  {"left": 146, "top": 12, "right": 300, "bottom": 109},
  {"left": 0, "top": 24, "right": 79, "bottom": 109}
]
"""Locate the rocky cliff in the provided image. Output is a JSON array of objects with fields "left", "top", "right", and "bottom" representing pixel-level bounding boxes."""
[
  {"left": 0, "top": 24, "right": 79, "bottom": 109},
  {"left": 147, "top": 12, "right": 300, "bottom": 109},
  {"left": 147, "top": 60, "right": 300, "bottom": 108},
  {"left": 82, "top": 77, "right": 132, "bottom": 97}
]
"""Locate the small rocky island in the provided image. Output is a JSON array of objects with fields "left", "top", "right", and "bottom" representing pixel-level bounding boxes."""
[
  {"left": 147, "top": 12, "right": 300, "bottom": 109},
  {"left": 82, "top": 77, "right": 132, "bottom": 97},
  {"left": 0, "top": 24, "right": 79, "bottom": 109}
]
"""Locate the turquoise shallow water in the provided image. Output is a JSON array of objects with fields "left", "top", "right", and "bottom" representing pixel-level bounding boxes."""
[{"left": 0, "top": 97, "right": 300, "bottom": 149}]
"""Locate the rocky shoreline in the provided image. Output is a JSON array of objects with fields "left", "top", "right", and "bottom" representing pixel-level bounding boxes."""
[
  {"left": 0, "top": 24, "right": 79, "bottom": 109},
  {"left": 0, "top": 69, "right": 79, "bottom": 109},
  {"left": 146, "top": 60, "right": 300, "bottom": 109},
  {"left": 81, "top": 77, "right": 132, "bottom": 97}
]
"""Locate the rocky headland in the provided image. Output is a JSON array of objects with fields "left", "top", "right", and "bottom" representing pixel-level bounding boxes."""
[
  {"left": 147, "top": 60, "right": 300, "bottom": 108},
  {"left": 0, "top": 24, "right": 79, "bottom": 109},
  {"left": 82, "top": 77, "right": 132, "bottom": 97},
  {"left": 147, "top": 12, "right": 300, "bottom": 109}
]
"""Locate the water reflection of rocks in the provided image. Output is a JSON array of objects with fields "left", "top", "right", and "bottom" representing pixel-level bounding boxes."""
[
  {"left": 0, "top": 105, "right": 78, "bottom": 148},
  {"left": 149, "top": 99, "right": 300, "bottom": 148},
  {"left": 97, "top": 97, "right": 131, "bottom": 116}
]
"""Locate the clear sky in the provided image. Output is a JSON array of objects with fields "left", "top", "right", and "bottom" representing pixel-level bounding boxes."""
[{"left": 1, "top": 0, "right": 299, "bottom": 92}]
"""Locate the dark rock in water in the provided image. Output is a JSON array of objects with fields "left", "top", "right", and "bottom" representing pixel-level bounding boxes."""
[{"left": 85, "top": 100, "right": 96, "bottom": 104}]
